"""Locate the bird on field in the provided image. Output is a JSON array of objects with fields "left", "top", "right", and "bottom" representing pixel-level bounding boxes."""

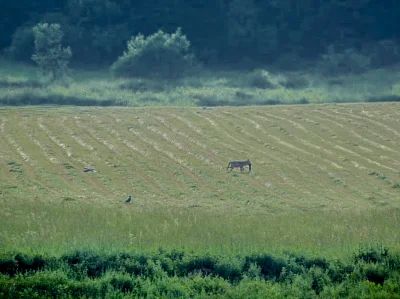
[{"left": 125, "top": 195, "right": 132, "bottom": 203}]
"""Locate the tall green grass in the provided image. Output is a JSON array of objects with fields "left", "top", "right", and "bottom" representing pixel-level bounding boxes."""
[
  {"left": 1, "top": 199, "right": 399, "bottom": 259},
  {"left": 2, "top": 59, "right": 400, "bottom": 107}
]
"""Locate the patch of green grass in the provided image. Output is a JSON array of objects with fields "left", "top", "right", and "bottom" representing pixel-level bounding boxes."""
[
  {"left": 7, "top": 161, "right": 23, "bottom": 173},
  {"left": 1, "top": 198, "right": 399, "bottom": 259}
]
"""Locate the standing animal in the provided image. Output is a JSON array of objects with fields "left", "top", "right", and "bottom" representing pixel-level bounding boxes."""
[
  {"left": 125, "top": 195, "right": 132, "bottom": 203},
  {"left": 226, "top": 159, "right": 251, "bottom": 172}
]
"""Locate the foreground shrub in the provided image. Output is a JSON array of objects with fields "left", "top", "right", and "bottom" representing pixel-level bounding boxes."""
[
  {"left": 1, "top": 248, "right": 400, "bottom": 298},
  {"left": 111, "top": 28, "right": 196, "bottom": 79}
]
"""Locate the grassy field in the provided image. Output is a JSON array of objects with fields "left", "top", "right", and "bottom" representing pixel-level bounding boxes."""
[
  {"left": 1, "top": 103, "right": 400, "bottom": 258},
  {"left": 1, "top": 100, "right": 400, "bottom": 296}
]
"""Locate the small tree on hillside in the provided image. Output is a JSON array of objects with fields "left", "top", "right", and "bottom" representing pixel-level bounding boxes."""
[
  {"left": 32, "top": 23, "right": 72, "bottom": 82},
  {"left": 111, "top": 28, "right": 195, "bottom": 79}
]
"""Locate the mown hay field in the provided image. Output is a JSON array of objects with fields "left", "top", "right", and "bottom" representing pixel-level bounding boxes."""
[{"left": 1, "top": 103, "right": 400, "bottom": 256}]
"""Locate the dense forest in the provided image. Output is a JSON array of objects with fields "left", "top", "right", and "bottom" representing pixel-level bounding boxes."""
[{"left": 1, "top": 0, "right": 400, "bottom": 68}]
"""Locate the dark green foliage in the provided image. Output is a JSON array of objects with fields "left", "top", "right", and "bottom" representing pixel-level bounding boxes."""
[
  {"left": 364, "top": 265, "right": 387, "bottom": 285},
  {"left": 194, "top": 94, "right": 283, "bottom": 107},
  {"left": 138, "top": 96, "right": 163, "bottom": 104},
  {"left": 235, "top": 91, "right": 254, "bottom": 101},
  {"left": 0, "top": 254, "right": 46, "bottom": 277},
  {"left": 112, "top": 28, "right": 196, "bottom": 79},
  {"left": 181, "top": 255, "right": 217, "bottom": 276},
  {"left": 0, "top": 92, "right": 127, "bottom": 106},
  {"left": 281, "top": 77, "right": 310, "bottom": 89},
  {"left": 318, "top": 46, "right": 371, "bottom": 76},
  {"left": 1, "top": 248, "right": 400, "bottom": 297},
  {"left": 354, "top": 245, "right": 390, "bottom": 264},
  {"left": 294, "top": 255, "right": 330, "bottom": 270},
  {"left": 63, "top": 251, "right": 107, "bottom": 279},
  {"left": 297, "top": 98, "right": 310, "bottom": 104},
  {"left": 247, "top": 69, "right": 280, "bottom": 89},
  {"left": 31, "top": 23, "right": 72, "bottom": 82},
  {"left": 0, "top": 77, "right": 43, "bottom": 88},
  {"left": 118, "top": 79, "right": 166, "bottom": 93},
  {"left": 3, "top": 0, "right": 400, "bottom": 69},
  {"left": 7, "top": 161, "right": 23, "bottom": 173},
  {"left": 4, "top": 25, "right": 35, "bottom": 62},
  {"left": 245, "top": 254, "right": 286, "bottom": 279},
  {"left": 367, "top": 95, "right": 400, "bottom": 103},
  {"left": 0, "top": 258, "right": 18, "bottom": 276}
]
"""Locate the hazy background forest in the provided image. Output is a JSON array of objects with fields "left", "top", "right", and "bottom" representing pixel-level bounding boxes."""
[
  {"left": 1, "top": 0, "right": 400, "bottom": 68},
  {"left": 1, "top": 0, "right": 400, "bottom": 107}
]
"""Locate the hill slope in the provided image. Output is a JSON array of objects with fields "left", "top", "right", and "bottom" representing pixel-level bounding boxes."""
[{"left": 1, "top": 103, "right": 399, "bottom": 214}]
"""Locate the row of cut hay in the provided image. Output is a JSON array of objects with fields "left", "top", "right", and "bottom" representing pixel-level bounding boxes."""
[
  {"left": 216, "top": 110, "right": 325, "bottom": 200},
  {"left": 178, "top": 110, "right": 289, "bottom": 198},
  {"left": 337, "top": 106, "right": 400, "bottom": 139},
  {"left": 239, "top": 111, "right": 377, "bottom": 200},
  {"left": 21, "top": 117, "right": 59, "bottom": 164},
  {"left": 92, "top": 114, "right": 171, "bottom": 196},
  {"left": 263, "top": 106, "right": 400, "bottom": 198},
  {"left": 320, "top": 109, "right": 399, "bottom": 154},
  {"left": 310, "top": 110, "right": 399, "bottom": 173},
  {"left": 69, "top": 114, "right": 167, "bottom": 199},
  {"left": 191, "top": 109, "right": 316, "bottom": 200}
]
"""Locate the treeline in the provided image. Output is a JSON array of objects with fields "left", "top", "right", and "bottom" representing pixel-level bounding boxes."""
[
  {"left": 1, "top": 246, "right": 400, "bottom": 298},
  {"left": 2, "top": 0, "right": 400, "bottom": 67}
]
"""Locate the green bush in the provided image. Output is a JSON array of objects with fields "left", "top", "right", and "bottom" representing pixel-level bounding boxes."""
[
  {"left": 118, "top": 79, "right": 166, "bottom": 93},
  {"left": 31, "top": 23, "right": 72, "bottom": 82},
  {"left": 246, "top": 69, "right": 282, "bottom": 89},
  {"left": 111, "top": 28, "right": 196, "bottom": 79},
  {"left": 1, "top": 249, "right": 400, "bottom": 297}
]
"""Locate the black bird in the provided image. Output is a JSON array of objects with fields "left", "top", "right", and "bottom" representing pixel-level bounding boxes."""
[{"left": 125, "top": 195, "right": 132, "bottom": 203}]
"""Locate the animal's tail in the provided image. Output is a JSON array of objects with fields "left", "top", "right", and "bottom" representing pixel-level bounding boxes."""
[{"left": 226, "top": 162, "right": 231, "bottom": 171}]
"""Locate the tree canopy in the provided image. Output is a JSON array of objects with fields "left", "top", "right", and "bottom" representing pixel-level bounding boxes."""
[{"left": 2, "top": 0, "right": 399, "bottom": 67}]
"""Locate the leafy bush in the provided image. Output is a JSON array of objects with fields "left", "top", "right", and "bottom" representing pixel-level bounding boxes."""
[
  {"left": 112, "top": 28, "right": 196, "bottom": 79},
  {"left": 0, "top": 249, "right": 400, "bottom": 297},
  {"left": 354, "top": 245, "right": 390, "bottom": 264},
  {"left": 281, "top": 76, "right": 310, "bottom": 89},
  {"left": 31, "top": 23, "right": 72, "bottom": 82},
  {"left": 118, "top": 79, "right": 166, "bottom": 93},
  {"left": 246, "top": 69, "right": 282, "bottom": 89}
]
